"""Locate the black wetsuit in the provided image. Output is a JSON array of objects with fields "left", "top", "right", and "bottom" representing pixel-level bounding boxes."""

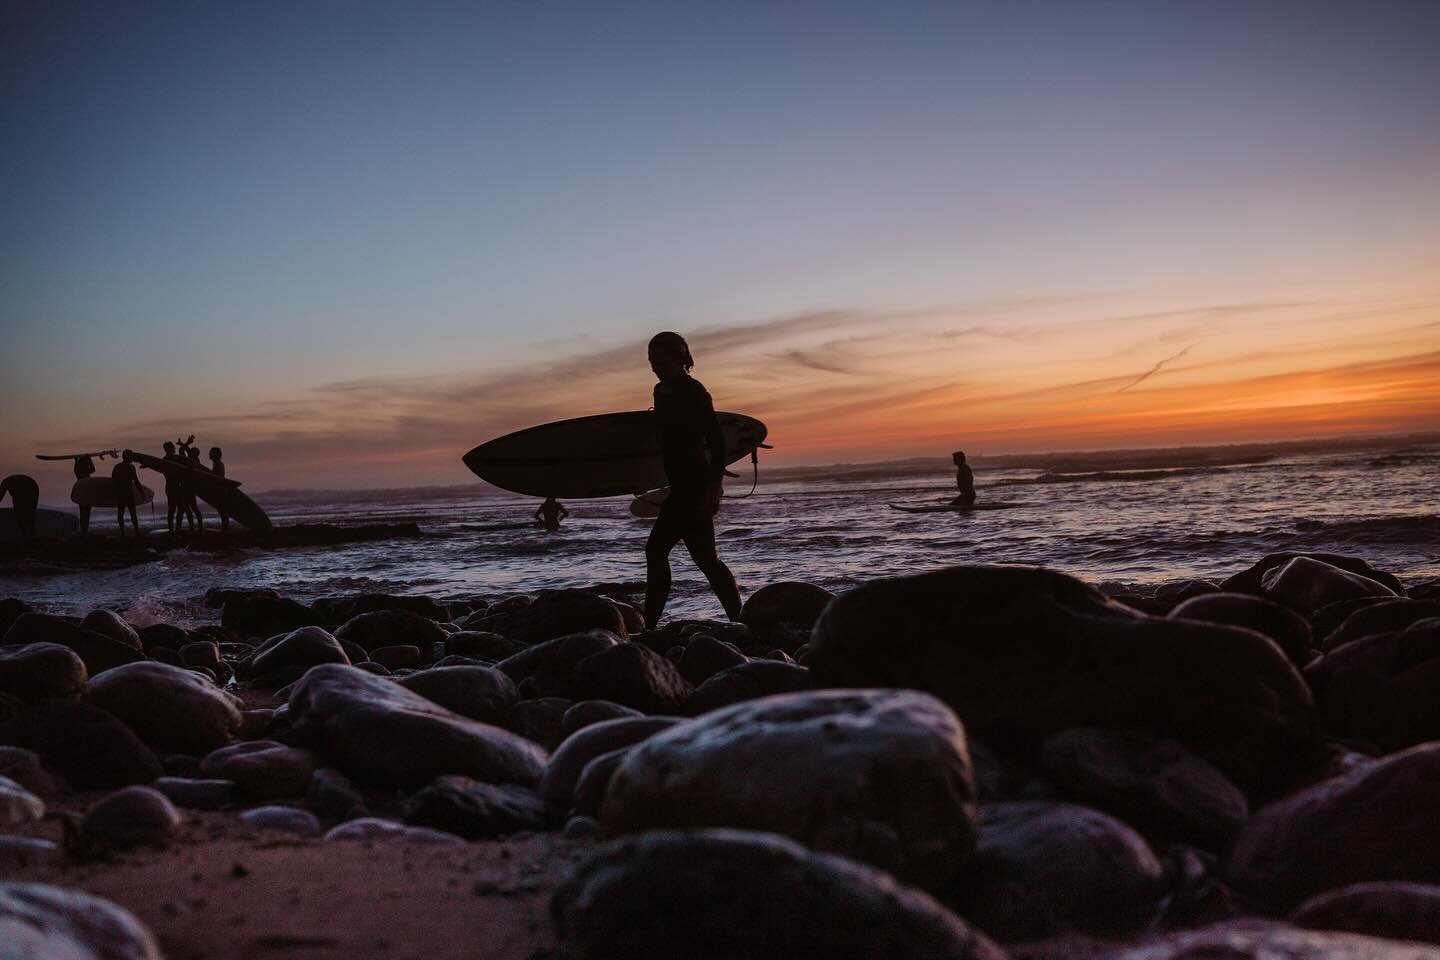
[
  {"left": 954, "top": 463, "right": 976, "bottom": 505},
  {"left": 644, "top": 373, "right": 738, "bottom": 627}
]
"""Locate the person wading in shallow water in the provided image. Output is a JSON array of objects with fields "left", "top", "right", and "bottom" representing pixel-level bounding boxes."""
[
  {"left": 0, "top": 474, "right": 39, "bottom": 539},
  {"left": 643, "top": 331, "right": 742, "bottom": 630},
  {"left": 535, "top": 497, "right": 568, "bottom": 531},
  {"left": 952, "top": 450, "right": 976, "bottom": 506}
]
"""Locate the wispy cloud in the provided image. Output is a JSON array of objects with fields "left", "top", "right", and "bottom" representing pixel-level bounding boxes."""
[{"left": 1116, "top": 341, "right": 1201, "bottom": 393}]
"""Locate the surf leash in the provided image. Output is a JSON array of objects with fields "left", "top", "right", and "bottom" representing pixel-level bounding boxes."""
[{"left": 724, "top": 443, "right": 771, "bottom": 499}]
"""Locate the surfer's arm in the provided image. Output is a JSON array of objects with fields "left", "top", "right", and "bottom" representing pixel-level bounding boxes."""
[{"left": 696, "top": 390, "right": 726, "bottom": 481}]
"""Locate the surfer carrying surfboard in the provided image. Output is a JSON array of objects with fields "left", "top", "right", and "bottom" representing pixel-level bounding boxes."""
[{"left": 643, "top": 332, "right": 743, "bottom": 630}]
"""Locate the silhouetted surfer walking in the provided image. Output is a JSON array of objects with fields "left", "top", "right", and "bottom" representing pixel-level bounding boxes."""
[{"left": 643, "top": 331, "right": 742, "bottom": 630}]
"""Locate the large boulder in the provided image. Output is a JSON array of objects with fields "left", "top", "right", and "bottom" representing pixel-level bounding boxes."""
[
  {"left": 600, "top": 689, "right": 978, "bottom": 883},
  {"left": 539, "top": 716, "right": 681, "bottom": 807},
  {"left": 0, "top": 882, "right": 163, "bottom": 960},
  {"left": 566, "top": 643, "right": 693, "bottom": 713},
  {"left": 1222, "top": 553, "right": 1405, "bottom": 597},
  {"left": 1169, "top": 593, "right": 1313, "bottom": 666},
  {"left": 221, "top": 594, "right": 322, "bottom": 638},
  {"left": 550, "top": 829, "right": 1007, "bottom": 960},
  {"left": 739, "top": 581, "right": 836, "bottom": 632},
  {"left": 0, "top": 643, "right": 87, "bottom": 702},
  {"left": 473, "top": 589, "right": 628, "bottom": 645},
  {"left": 334, "top": 609, "right": 446, "bottom": 656},
  {"left": 1305, "top": 619, "right": 1440, "bottom": 750},
  {"left": 950, "top": 802, "right": 1166, "bottom": 940},
  {"left": 684, "top": 660, "right": 811, "bottom": 716},
  {"left": 396, "top": 665, "right": 519, "bottom": 725},
  {"left": 1040, "top": 727, "right": 1249, "bottom": 848},
  {"left": 78, "top": 609, "right": 143, "bottom": 651},
  {"left": 496, "top": 629, "right": 620, "bottom": 690},
  {"left": 0, "top": 700, "right": 162, "bottom": 788},
  {"left": 286, "top": 664, "right": 547, "bottom": 787},
  {"left": 84, "top": 661, "right": 242, "bottom": 755},
  {"left": 1260, "top": 557, "right": 1397, "bottom": 614},
  {"left": 807, "top": 566, "right": 1316, "bottom": 794},
  {"left": 403, "top": 775, "right": 552, "bottom": 838},
  {"left": 1107, "top": 919, "right": 1440, "bottom": 959},
  {"left": 1322, "top": 599, "right": 1440, "bottom": 652},
  {"left": 2, "top": 613, "right": 144, "bottom": 676},
  {"left": 442, "top": 630, "right": 525, "bottom": 661},
  {"left": 1226, "top": 742, "right": 1440, "bottom": 908},
  {"left": 676, "top": 634, "right": 748, "bottom": 685},
  {"left": 81, "top": 785, "right": 181, "bottom": 848},
  {"left": 1291, "top": 882, "right": 1440, "bottom": 946},
  {"left": 250, "top": 625, "right": 350, "bottom": 674},
  {"left": 199, "top": 740, "right": 316, "bottom": 799},
  {"left": 312, "top": 592, "right": 449, "bottom": 624}
]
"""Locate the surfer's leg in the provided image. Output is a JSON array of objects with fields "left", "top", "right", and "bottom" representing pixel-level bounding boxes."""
[
  {"left": 682, "top": 517, "right": 742, "bottom": 622},
  {"left": 79, "top": 504, "right": 91, "bottom": 535},
  {"left": 644, "top": 509, "right": 686, "bottom": 629},
  {"left": 127, "top": 503, "right": 139, "bottom": 533}
]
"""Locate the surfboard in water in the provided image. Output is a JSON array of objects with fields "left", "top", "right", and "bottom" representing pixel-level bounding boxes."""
[
  {"left": 464, "top": 411, "right": 768, "bottom": 499},
  {"left": 889, "top": 501, "right": 1024, "bottom": 513},
  {"left": 129, "top": 452, "right": 273, "bottom": 532}
]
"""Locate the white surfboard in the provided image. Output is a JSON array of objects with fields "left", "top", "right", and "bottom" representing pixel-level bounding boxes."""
[{"left": 464, "top": 411, "right": 767, "bottom": 499}]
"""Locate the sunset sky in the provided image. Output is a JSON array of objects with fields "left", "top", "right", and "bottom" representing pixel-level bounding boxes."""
[{"left": 3, "top": 1, "right": 1438, "bottom": 492}]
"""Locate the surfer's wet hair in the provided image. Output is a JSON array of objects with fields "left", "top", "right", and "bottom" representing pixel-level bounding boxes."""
[
  {"left": 649, "top": 331, "right": 694, "bottom": 372},
  {"left": 210, "top": 447, "right": 222, "bottom": 459}
]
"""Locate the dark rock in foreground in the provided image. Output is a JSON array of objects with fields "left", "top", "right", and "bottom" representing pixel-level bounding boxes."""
[
  {"left": 808, "top": 565, "right": 1315, "bottom": 794},
  {"left": 0, "top": 700, "right": 162, "bottom": 788},
  {"left": 1226, "top": 742, "right": 1440, "bottom": 908},
  {"left": 950, "top": 801, "right": 1166, "bottom": 940},
  {"left": 551, "top": 829, "right": 1008, "bottom": 960},
  {"left": 404, "top": 775, "right": 553, "bottom": 838},
  {"left": 0, "top": 881, "right": 163, "bottom": 960},
  {"left": 1105, "top": 919, "right": 1440, "bottom": 959},
  {"left": 1291, "top": 881, "right": 1440, "bottom": 946},
  {"left": 600, "top": 688, "right": 978, "bottom": 883},
  {"left": 287, "top": 664, "right": 547, "bottom": 787}
]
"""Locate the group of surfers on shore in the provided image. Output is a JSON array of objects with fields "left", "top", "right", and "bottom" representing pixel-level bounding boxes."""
[{"left": 1, "top": 438, "right": 230, "bottom": 540}]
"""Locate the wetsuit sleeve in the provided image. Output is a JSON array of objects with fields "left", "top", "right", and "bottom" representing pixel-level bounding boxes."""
[{"left": 697, "top": 386, "right": 726, "bottom": 481}]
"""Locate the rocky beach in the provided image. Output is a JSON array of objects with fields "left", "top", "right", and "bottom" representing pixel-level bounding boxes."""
[{"left": 4, "top": 546, "right": 1440, "bottom": 959}]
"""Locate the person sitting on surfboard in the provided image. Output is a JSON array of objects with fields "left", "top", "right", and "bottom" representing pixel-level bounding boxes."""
[
  {"left": 0, "top": 474, "right": 40, "bottom": 540},
  {"left": 112, "top": 452, "right": 142, "bottom": 538},
  {"left": 535, "top": 497, "right": 569, "bottom": 532},
  {"left": 209, "top": 447, "right": 230, "bottom": 532},
  {"left": 952, "top": 450, "right": 976, "bottom": 506},
  {"left": 643, "top": 331, "right": 743, "bottom": 630}
]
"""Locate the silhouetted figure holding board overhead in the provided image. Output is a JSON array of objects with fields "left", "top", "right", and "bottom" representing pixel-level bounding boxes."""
[
  {"left": 952, "top": 450, "right": 976, "bottom": 506},
  {"left": 643, "top": 331, "right": 742, "bottom": 629}
]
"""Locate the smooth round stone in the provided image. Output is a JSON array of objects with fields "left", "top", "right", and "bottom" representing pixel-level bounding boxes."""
[
  {"left": 552, "top": 829, "right": 1007, "bottom": 960},
  {"left": 78, "top": 608, "right": 143, "bottom": 650},
  {"left": 369, "top": 645, "right": 423, "bottom": 670},
  {"left": 1291, "top": 881, "right": 1440, "bottom": 945},
  {"left": 560, "top": 700, "right": 643, "bottom": 737},
  {"left": 0, "top": 881, "right": 163, "bottom": 960},
  {"left": 82, "top": 786, "right": 182, "bottom": 848},
  {"left": 154, "top": 777, "right": 236, "bottom": 810},
  {"left": 83, "top": 661, "right": 243, "bottom": 755},
  {"left": 199, "top": 741, "right": 316, "bottom": 799},
  {"left": 739, "top": 581, "right": 835, "bottom": 632},
  {"left": 0, "top": 775, "right": 44, "bottom": 825},
  {"left": 540, "top": 717, "right": 681, "bottom": 808},
  {"left": 241, "top": 805, "right": 321, "bottom": 837},
  {"left": 0, "top": 746, "right": 61, "bottom": 795},
  {"left": 951, "top": 801, "right": 1166, "bottom": 939},
  {"left": 676, "top": 634, "right": 748, "bottom": 685},
  {"left": 396, "top": 665, "right": 518, "bottom": 725},
  {"left": 0, "top": 836, "right": 63, "bottom": 869},
  {"left": 334, "top": 610, "right": 445, "bottom": 656},
  {"left": 600, "top": 689, "right": 979, "bottom": 884},
  {"left": 1109, "top": 919, "right": 1440, "bottom": 960},
  {"left": 403, "top": 776, "right": 552, "bottom": 839},
  {"left": 1261, "top": 556, "right": 1397, "bottom": 614},
  {"left": 323, "top": 817, "right": 464, "bottom": 845},
  {"left": 0, "top": 643, "right": 88, "bottom": 702}
]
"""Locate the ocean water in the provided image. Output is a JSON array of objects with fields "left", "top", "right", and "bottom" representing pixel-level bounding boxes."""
[{"left": 4, "top": 441, "right": 1437, "bottom": 628}]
